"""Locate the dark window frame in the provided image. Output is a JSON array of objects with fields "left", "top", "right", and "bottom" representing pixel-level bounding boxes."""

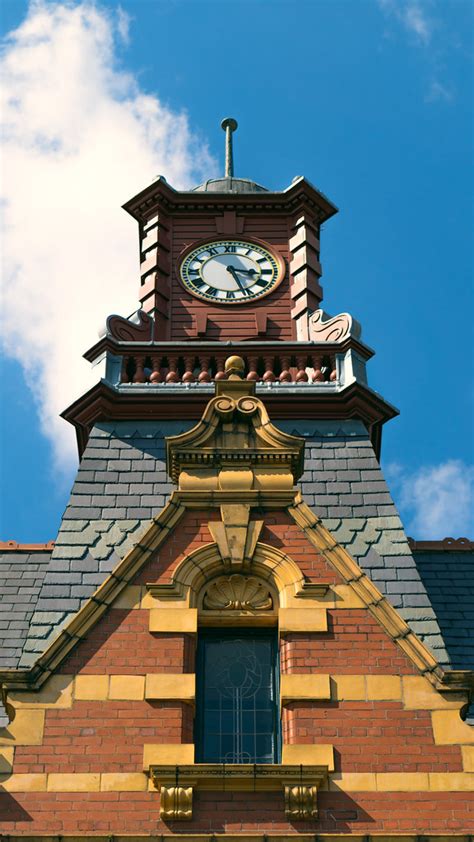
[{"left": 195, "top": 628, "right": 281, "bottom": 764}]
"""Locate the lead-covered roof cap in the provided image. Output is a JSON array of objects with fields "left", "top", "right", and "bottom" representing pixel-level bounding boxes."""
[{"left": 192, "top": 176, "right": 269, "bottom": 193}]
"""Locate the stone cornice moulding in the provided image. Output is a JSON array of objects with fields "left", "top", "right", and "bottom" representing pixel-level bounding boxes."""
[
  {"left": 61, "top": 378, "right": 397, "bottom": 460},
  {"left": 122, "top": 175, "right": 338, "bottom": 224}
]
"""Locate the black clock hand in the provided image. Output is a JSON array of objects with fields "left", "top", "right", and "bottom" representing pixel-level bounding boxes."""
[
  {"left": 232, "top": 268, "right": 257, "bottom": 276},
  {"left": 226, "top": 264, "right": 249, "bottom": 294}
]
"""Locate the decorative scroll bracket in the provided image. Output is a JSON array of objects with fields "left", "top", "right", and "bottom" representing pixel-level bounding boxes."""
[{"left": 308, "top": 308, "right": 361, "bottom": 342}]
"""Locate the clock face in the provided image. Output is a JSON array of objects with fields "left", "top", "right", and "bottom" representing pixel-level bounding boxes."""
[{"left": 179, "top": 239, "right": 283, "bottom": 304}]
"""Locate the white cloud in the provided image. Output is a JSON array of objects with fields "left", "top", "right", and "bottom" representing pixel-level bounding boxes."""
[
  {"left": 376, "top": 0, "right": 433, "bottom": 45},
  {"left": 386, "top": 460, "right": 474, "bottom": 539},
  {"left": 0, "top": 1, "right": 217, "bottom": 476}
]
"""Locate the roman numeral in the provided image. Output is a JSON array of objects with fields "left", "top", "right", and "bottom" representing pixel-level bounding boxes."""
[
  {"left": 192, "top": 278, "right": 206, "bottom": 289},
  {"left": 226, "top": 290, "right": 236, "bottom": 299},
  {"left": 253, "top": 280, "right": 269, "bottom": 289},
  {"left": 207, "top": 247, "right": 218, "bottom": 255},
  {"left": 260, "top": 269, "right": 272, "bottom": 274},
  {"left": 207, "top": 287, "right": 219, "bottom": 297},
  {"left": 257, "top": 257, "right": 266, "bottom": 263},
  {"left": 224, "top": 244, "right": 236, "bottom": 253},
  {"left": 189, "top": 269, "right": 200, "bottom": 275}
]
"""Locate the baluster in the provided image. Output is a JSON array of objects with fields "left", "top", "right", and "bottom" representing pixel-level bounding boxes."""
[
  {"left": 149, "top": 356, "right": 162, "bottom": 384},
  {"left": 296, "top": 356, "right": 308, "bottom": 383},
  {"left": 121, "top": 357, "right": 130, "bottom": 383},
  {"left": 246, "top": 356, "right": 259, "bottom": 381},
  {"left": 165, "top": 356, "right": 180, "bottom": 383},
  {"left": 313, "top": 355, "right": 324, "bottom": 382},
  {"left": 279, "top": 356, "right": 292, "bottom": 383},
  {"left": 133, "top": 356, "right": 146, "bottom": 383},
  {"left": 182, "top": 356, "right": 196, "bottom": 383},
  {"left": 214, "top": 357, "right": 226, "bottom": 380},
  {"left": 198, "top": 356, "right": 211, "bottom": 383},
  {"left": 263, "top": 355, "right": 276, "bottom": 382}
]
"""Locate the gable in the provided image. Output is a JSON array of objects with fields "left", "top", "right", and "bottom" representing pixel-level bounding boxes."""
[{"left": 2, "top": 379, "right": 473, "bottom": 836}]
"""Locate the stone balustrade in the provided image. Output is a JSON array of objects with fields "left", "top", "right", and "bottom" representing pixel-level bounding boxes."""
[{"left": 120, "top": 351, "right": 338, "bottom": 385}]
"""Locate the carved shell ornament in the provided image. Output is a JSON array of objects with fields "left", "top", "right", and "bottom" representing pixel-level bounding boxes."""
[{"left": 203, "top": 575, "right": 273, "bottom": 611}]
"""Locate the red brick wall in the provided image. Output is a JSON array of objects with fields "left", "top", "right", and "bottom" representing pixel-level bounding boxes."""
[
  {"left": 280, "top": 613, "right": 419, "bottom": 674},
  {"left": 2, "top": 791, "right": 473, "bottom": 834},
  {"left": 168, "top": 215, "right": 294, "bottom": 342}
]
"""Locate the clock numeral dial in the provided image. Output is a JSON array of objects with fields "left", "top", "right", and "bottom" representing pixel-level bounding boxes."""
[{"left": 180, "top": 239, "right": 283, "bottom": 304}]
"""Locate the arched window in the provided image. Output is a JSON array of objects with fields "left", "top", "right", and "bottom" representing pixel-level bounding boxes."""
[
  {"left": 195, "top": 573, "right": 281, "bottom": 764},
  {"left": 195, "top": 629, "right": 280, "bottom": 763}
]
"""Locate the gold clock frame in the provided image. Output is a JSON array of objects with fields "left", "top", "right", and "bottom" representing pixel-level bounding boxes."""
[{"left": 178, "top": 235, "right": 286, "bottom": 305}]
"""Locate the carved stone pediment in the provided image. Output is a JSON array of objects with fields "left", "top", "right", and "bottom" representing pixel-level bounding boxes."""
[
  {"left": 203, "top": 575, "right": 273, "bottom": 611},
  {"left": 166, "top": 380, "right": 304, "bottom": 491}
]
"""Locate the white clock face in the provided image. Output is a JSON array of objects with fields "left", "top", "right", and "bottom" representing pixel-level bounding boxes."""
[{"left": 179, "top": 239, "right": 283, "bottom": 303}]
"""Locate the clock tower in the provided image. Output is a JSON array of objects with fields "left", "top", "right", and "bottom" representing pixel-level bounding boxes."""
[
  {"left": 63, "top": 118, "right": 397, "bottom": 457},
  {"left": 4, "top": 119, "right": 472, "bottom": 839}
]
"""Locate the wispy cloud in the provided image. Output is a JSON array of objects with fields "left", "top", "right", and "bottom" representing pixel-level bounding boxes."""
[
  {"left": 376, "top": 0, "right": 433, "bottom": 45},
  {"left": 0, "top": 1, "right": 217, "bottom": 475},
  {"left": 424, "top": 79, "right": 453, "bottom": 103},
  {"left": 386, "top": 460, "right": 474, "bottom": 539},
  {"left": 375, "top": 0, "right": 459, "bottom": 104}
]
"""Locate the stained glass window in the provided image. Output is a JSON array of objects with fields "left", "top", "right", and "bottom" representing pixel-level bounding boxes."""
[{"left": 195, "top": 630, "right": 280, "bottom": 764}]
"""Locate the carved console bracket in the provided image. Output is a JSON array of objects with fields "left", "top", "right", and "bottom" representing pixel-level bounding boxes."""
[
  {"left": 284, "top": 783, "right": 319, "bottom": 820},
  {"left": 150, "top": 764, "right": 328, "bottom": 822},
  {"left": 159, "top": 785, "right": 193, "bottom": 821}
]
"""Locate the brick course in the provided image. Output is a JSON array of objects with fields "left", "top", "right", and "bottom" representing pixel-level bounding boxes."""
[{"left": 0, "top": 791, "right": 473, "bottom": 833}]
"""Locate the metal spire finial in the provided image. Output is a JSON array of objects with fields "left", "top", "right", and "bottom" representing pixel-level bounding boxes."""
[{"left": 221, "top": 117, "right": 238, "bottom": 178}]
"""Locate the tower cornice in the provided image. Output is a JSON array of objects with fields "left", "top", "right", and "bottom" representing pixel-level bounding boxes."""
[
  {"left": 61, "top": 377, "right": 397, "bottom": 461},
  {"left": 122, "top": 175, "right": 338, "bottom": 224}
]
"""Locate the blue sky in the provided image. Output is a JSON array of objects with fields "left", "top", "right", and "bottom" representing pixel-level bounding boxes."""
[{"left": 1, "top": 0, "right": 473, "bottom": 542}]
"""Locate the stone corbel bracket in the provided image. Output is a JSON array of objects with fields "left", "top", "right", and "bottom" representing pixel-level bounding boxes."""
[{"left": 150, "top": 763, "right": 328, "bottom": 821}]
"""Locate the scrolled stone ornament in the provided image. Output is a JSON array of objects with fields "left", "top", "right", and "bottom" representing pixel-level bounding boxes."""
[
  {"left": 214, "top": 395, "right": 236, "bottom": 419},
  {"left": 106, "top": 309, "right": 153, "bottom": 342},
  {"left": 236, "top": 396, "right": 259, "bottom": 417},
  {"left": 308, "top": 309, "right": 360, "bottom": 342}
]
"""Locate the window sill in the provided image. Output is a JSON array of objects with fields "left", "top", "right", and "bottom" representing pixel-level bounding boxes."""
[{"left": 150, "top": 762, "right": 329, "bottom": 791}]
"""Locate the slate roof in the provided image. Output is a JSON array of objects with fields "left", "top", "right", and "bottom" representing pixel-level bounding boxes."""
[
  {"left": 278, "top": 419, "right": 449, "bottom": 664},
  {"left": 14, "top": 417, "right": 462, "bottom": 670},
  {"left": 0, "top": 549, "right": 52, "bottom": 669},
  {"left": 413, "top": 548, "right": 474, "bottom": 670}
]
